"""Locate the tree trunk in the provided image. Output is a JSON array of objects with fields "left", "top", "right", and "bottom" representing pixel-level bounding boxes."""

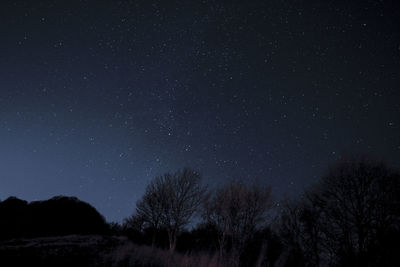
[
  {"left": 151, "top": 231, "right": 157, "bottom": 249},
  {"left": 255, "top": 241, "right": 267, "bottom": 267},
  {"left": 218, "top": 232, "right": 226, "bottom": 258},
  {"left": 168, "top": 229, "right": 177, "bottom": 254}
]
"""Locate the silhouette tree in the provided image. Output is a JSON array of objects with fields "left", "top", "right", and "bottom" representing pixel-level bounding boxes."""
[
  {"left": 123, "top": 214, "right": 145, "bottom": 233},
  {"left": 135, "top": 179, "right": 165, "bottom": 247},
  {"left": 135, "top": 168, "right": 207, "bottom": 253},
  {"left": 203, "top": 181, "right": 272, "bottom": 266},
  {"left": 279, "top": 157, "right": 400, "bottom": 267},
  {"left": 279, "top": 197, "right": 323, "bottom": 267}
]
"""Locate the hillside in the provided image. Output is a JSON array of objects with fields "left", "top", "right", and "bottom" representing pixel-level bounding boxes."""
[{"left": 0, "top": 196, "right": 108, "bottom": 240}]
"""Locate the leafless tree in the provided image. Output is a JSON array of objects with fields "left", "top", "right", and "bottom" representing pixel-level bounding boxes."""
[
  {"left": 279, "top": 157, "right": 400, "bottom": 267},
  {"left": 122, "top": 213, "right": 145, "bottom": 232},
  {"left": 136, "top": 168, "right": 207, "bottom": 252},
  {"left": 136, "top": 179, "right": 165, "bottom": 229},
  {"left": 204, "top": 181, "right": 272, "bottom": 266},
  {"left": 279, "top": 195, "right": 326, "bottom": 267},
  {"left": 317, "top": 158, "right": 400, "bottom": 266}
]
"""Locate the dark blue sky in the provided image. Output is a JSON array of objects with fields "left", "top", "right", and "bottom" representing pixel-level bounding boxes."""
[{"left": 0, "top": 0, "right": 399, "bottom": 222}]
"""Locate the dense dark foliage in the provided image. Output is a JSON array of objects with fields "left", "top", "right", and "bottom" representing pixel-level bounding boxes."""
[{"left": 0, "top": 196, "right": 108, "bottom": 240}]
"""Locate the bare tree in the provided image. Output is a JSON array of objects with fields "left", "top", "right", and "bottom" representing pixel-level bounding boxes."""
[
  {"left": 319, "top": 158, "right": 400, "bottom": 266},
  {"left": 204, "top": 181, "right": 272, "bottom": 265},
  {"left": 123, "top": 213, "right": 145, "bottom": 232},
  {"left": 137, "top": 182, "right": 165, "bottom": 230},
  {"left": 279, "top": 157, "right": 400, "bottom": 267},
  {"left": 136, "top": 168, "right": 207, "bottom": 253},
  {"left": 279, "top": 196, "right": 326, "bottom": 267},
  {"left": 135, "top": 178, "right": 165, "bottom": 247}
]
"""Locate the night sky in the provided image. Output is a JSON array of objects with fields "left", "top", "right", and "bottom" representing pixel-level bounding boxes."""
[{"left": 0, "top": 0, "right": 399, "bottom": 222}]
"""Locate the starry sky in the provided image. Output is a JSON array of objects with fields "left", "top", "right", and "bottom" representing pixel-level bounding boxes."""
[{"left": 0, "top": 0, "right": 399, "bottom": 222}]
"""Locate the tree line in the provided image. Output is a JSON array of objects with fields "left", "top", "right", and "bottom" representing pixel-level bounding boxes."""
[
  {"left": 119, "top": 157, "right": 400, "bottom": 267},
  {"left": 0, "top": 156, "right": 397, "bottom": 266}
]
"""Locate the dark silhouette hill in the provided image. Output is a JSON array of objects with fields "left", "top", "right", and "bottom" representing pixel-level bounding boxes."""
[{"left": 0, "top": 196, "right": 108, "bottom": 240}]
